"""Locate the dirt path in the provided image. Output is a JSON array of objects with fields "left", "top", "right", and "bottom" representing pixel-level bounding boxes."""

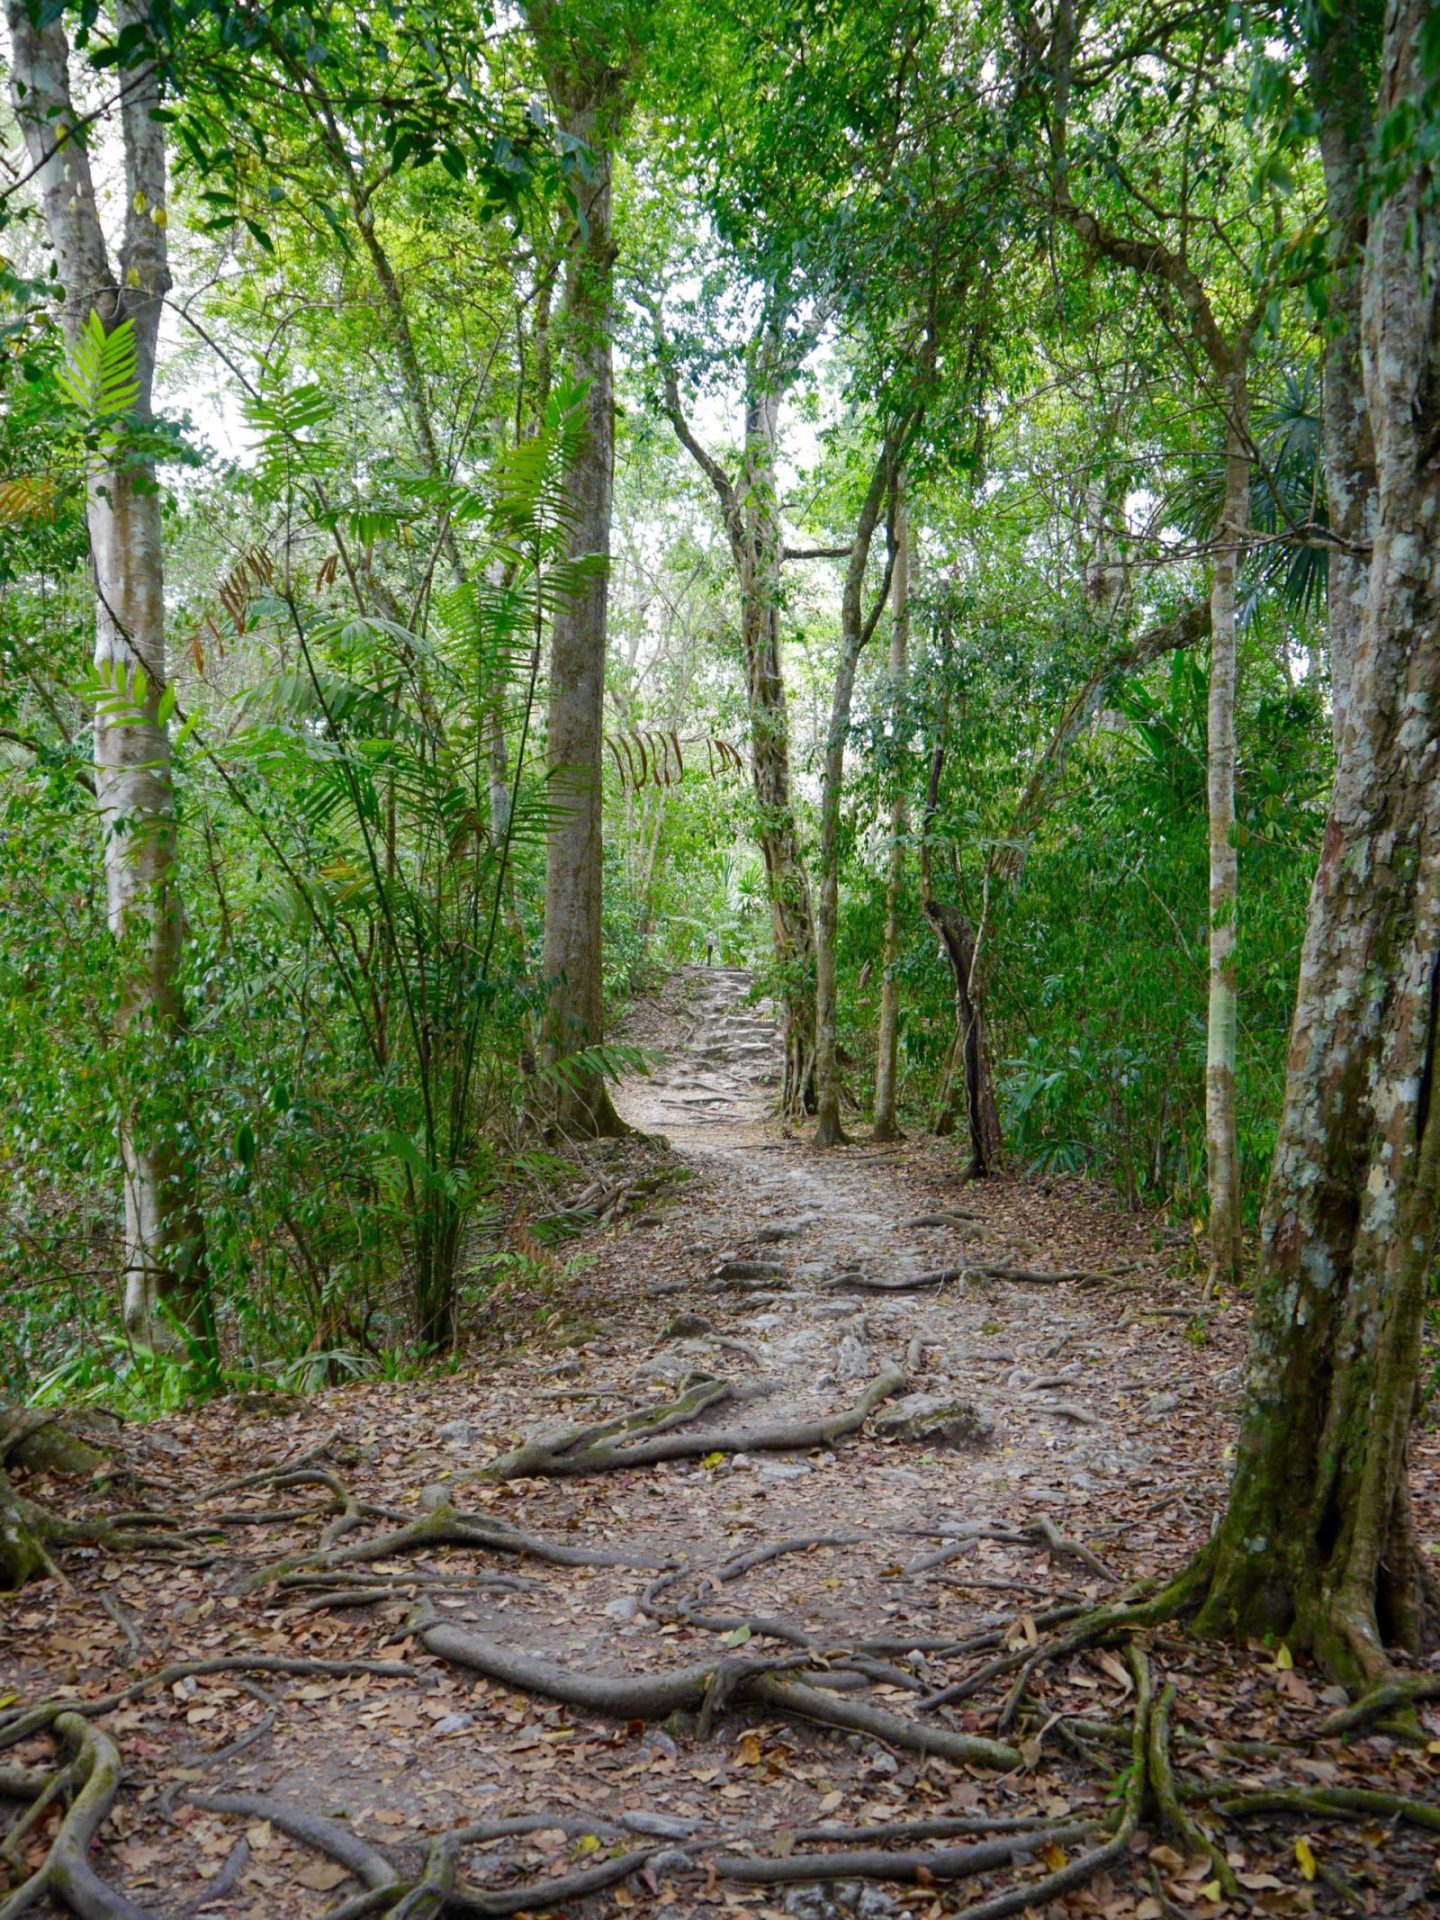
[
  {"left": 4, "top": 969, "right": 1438, "bottom": 1919},
  {"left": 614, "top": 969, "right": 1209, "bottom": 1522}
]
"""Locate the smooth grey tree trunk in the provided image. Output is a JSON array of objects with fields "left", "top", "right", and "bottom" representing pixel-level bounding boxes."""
[
  {"left": 814, "top": 441, "right": 902, "bottom": 1145},
  {"left": 1204, "top": 408, "right": 1249, "bottom": 1291},
  {"left": 658, "top": 322, "right": 819, "bottom": 1114},
  {"left": 6, "top": 0, "right": 205, "bottom": 1347},
  {"left": 872, "top": 488, "right": 912, "bottom": 1141}
]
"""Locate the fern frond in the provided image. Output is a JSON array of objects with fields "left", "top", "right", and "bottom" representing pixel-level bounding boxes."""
[{"left": 56, "top": 313, "right": 140, "bottom": 421}]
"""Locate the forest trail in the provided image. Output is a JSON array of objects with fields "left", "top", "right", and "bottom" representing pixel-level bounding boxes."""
[
  {"left": 10, "top": 976, "right": 1440, "bottom": 1918},
  {"left": 611, "top": 966, "right": 1223, "bottom": 1539}
]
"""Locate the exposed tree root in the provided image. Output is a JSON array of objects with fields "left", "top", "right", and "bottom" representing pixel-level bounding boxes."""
[
  {"left": 1316, "top": 1674, "right": 1440, "bottom": 1736},
  {"left": 184, "top": 1789, "right": 659, "bottom": 1919},
  {"left": 714, "top": 1822, "right": 1097, "bottom": 1885},
  {"left": 1146, "top": 1681, "right": 1239, "bottom": 1897},
  {"left": 247, "top": 1499, "right": 667, "bottom": 1593},
  {"left": 0, "top": 1464, "right": 196, "bottom": 1592},
  {"left": 414, "top": 1609, "right": 1023, "bottom": 1766},
  {"left": 176, "top": 1837, "right": 248, "bottom": 1918},
  {"left": 0, "top": 1758, "right": 77, "bottom": 1874},
  {"left": 795, "top": 1815, "right": 1065, "bottom": 1845},
  {"left": 0, "top": 1714, "right": 157, "bottom": 1920},
  {"left": 190, "top": 1792, "right": 403, "bottom": 1893},
  {"left": 443, "top": 1848, "right": 656, "bottom": 1917},
  {"left": 836, "top": 1266, "right": 1126, "bottom": 1293},
  {"left": 987, "top": 1571, "right": 1206, "bottom": 1731},
  {"left": 479, "top": 1365, "right": 906, "bottom": 1479},
  {"left": 903, "top": 1515, "right": 1116, "bottom": 1584},
  {"left": 199, "top": 1427, "right": 346, "bottom": 1500},
  {"left": 923, "top": 1648, "right": 1150, "bottom": 1920},
  {"left": 0, "top": 1407, "right": 109, "bottom": 1479},
  {"left": 16, "top": 1342, "right": 1439, "bottom": 1919},
  {"left": 714, "top": 1533, "right": 866, "bottom": 1578},
  {"left": 1210, "top": 1784, "right": 1440, "bottom": 1831}
]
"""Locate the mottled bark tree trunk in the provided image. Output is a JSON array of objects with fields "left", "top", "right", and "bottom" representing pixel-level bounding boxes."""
[
  {"left": 1189, "top": 0, "right": 1440, "bottom": 1685},
  {"left": 741, "top": 369, "right": 819, "bottom": 1117},
  {"left": 1204, "top": 409, "right": 1248, "bottom": 1291},
  {"left": 1307, "top": 8, "right": 1377, "bottom": 750},
  {"left": 872, "top": 489, "right": 912, "bottom": 1142},
  {"left": 6, "top": 1, "right": 206, "bottom": 1347},
  {"left": 530, "top": 54, "right": 628, "bottom": 1136}
]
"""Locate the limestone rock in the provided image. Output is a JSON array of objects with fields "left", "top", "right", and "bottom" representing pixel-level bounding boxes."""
[
  {"left": 662, "top": 1312, "right": 714, "bottom": 1338},
  {"left": 873, "top": 1393, "right": 995, "bottom": 1450}
]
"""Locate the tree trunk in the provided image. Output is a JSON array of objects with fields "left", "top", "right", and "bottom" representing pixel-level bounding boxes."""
[
  {"left": 660, "top": 327, "right": 819, "bottom": 1116},
  {"left": 872, "top": 488, "right": 912, "bottom": 1142},
  {"left": 740, "top": 363, "right": 819, "bottom": 1117},
  {"left": 923, "top": 900, "right": 1003, "bottom": 1178},
  {"left": 6, "top": 0, "right": 207, "bottom": 1348},
  {"left": 1204, "top": 406, "right": 1248, "bottom": 1291},
  {"left": 814, "top": 443, "right": 900, "bottom": 1146},
  {"left": 1, "top": 1409, "right": 111, "bottom": 1589},
  {"left": 534, "top": 86, "right": 627, "bottom": 1137},
  {"left": 1307, "top": 10, "right": 1376, "bottom": 751},
  {"left": 1190, "top": 0, "right": 1440, "bottom": 1685}
]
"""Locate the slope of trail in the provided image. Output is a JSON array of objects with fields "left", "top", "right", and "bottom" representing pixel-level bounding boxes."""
[
  {"left": 614, "top": 966, "right": 1206, "bottom": 1497},
  {"left": 7, "top": 969, "right": 1438, "bottom": 1917}
]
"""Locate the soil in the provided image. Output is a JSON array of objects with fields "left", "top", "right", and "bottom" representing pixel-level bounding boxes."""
[{"left": 3, "top": 967, "right": 1438, "bottom": 1920}]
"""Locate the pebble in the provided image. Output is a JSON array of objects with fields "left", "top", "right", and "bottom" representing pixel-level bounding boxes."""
[
  {"left": 604, "top": 1595, "right": 641, "bottom": 1622},
  {"left": 436, "top": 1420, "right": 472, "bottom": 1444},
  {"left": 432, "top": 1712, "right": 475, "bottom": 1734},
  {"left": 756, "top": 1459, "right": 810, "bottom": 1481}
]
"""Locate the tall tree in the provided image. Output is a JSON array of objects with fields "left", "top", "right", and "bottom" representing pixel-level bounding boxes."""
[
  {"left": 527, "top": 0, "right": 646, "bottom": 1135},
  {"left": 871, "top": 479, "right": 912, "bottom": 1141},
  {"left": 1174, "top": 0, "right": 1440, "bottom": 1686},
  {"left": 5, "top": 0, "right": 206, "bottom": 1348},
  {"left": 1033, "top": 0, "right": 1315, "bottom": 1288},
  {"left": 653, "top": 304, "right": 822, "bottom": 1114},
  {"left": 813, "top": 427, "right": 908, "bottom": 1145}
]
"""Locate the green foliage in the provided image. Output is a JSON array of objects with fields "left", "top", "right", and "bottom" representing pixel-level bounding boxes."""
[
  {"left": 0, "top": 0, "right": 1366, "bottom": 1413},
  {"left": 55, "top": 314, "right": 140, "bottom": 433}
]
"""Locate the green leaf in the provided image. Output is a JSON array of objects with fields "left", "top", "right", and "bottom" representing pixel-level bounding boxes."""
[{"left": 55, "top": 312, "right": 139, "bottom": 422}]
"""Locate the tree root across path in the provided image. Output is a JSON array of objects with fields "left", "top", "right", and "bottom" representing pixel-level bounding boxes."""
[
  {"left": 834, "top": 1264, "right": 1133, "bottom": 1293},
  {"left": 477, "top": 1363, "right": 906, "bottom": 1479},
  {"left": 414, "top": 1608, "right": 1024, "bottom": 1767}
]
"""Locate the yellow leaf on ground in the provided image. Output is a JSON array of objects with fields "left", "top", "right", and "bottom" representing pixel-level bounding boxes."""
[{"left": 1295, "top": 1835, "right": 1318, "bottom": 1881}]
